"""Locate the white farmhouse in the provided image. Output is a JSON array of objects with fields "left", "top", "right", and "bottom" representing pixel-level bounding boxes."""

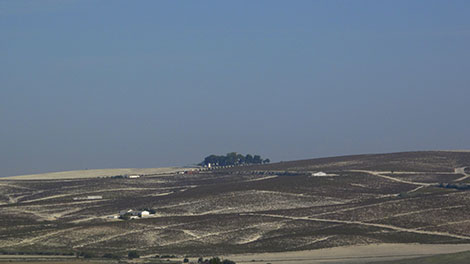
[{"left": 139, "top": 211, "right": 150, "bottom": 217}]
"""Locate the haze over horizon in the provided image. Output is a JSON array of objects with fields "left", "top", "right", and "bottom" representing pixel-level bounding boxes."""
[{"left": 1, "top": 0, "right": 470, "bottom": 177}]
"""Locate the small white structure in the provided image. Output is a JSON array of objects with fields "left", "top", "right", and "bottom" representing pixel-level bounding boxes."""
[
  {"left": 139, "top": 210, "right": 150, "bottom": 217},
  {"left": 128, "top": 175, "right": 140, "bottom": 179},
  {"left": 312, "top": 171, "right": 328, "bottom": 177}
]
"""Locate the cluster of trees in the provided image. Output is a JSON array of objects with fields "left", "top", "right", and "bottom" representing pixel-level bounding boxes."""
[
  {"left": 12, "top": 250, "right": 237, "bottom": 263},
  {"left": 197, "top": 257, "right": 235, "bottom": 264},
  {"left": 76, "top": 251, "right": 138, "bottom": 260},
  {"left": 200, "top": 152, "right": 270, "bottom": 166},
  {"left": 157, "top": 255, "right": 235, "bottom": 264},
  {"left": 438, "top": 182, "right": 470, "bottom": 190}
]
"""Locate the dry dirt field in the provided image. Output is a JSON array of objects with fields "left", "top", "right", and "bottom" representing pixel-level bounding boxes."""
[
  {"left": 2, "top": 151, "right": 470, "bottom": 262},
  {"left": 220, "top": 243, "right": 470, "bottom": 264},
  {"left": 4, "top": 167, "right": 189, "bottom": 180}
]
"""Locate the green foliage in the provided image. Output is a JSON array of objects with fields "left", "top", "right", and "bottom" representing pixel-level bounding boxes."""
[
  {"left": 438, "top": 182, "right": 470, "bottom": 190},
  {"left": 245, "top": 154, "right": 253, "bottom": 163},
  {"left": 128, "top": 250, "right": 139, "bottom": 259},
  {"left": 203, "top": 257, "right": 236, "bottom": 264},
  {"left": 119, "top": 213, "right": 132, "bottom": 220},
  {"left": 200, "top": 152, "right": 270, "bottom": 166},
  {"left": 253, "top": 155, "right": 262, "bottom": 164},
  {"left": 160, "top": 254, "right": 176, "bottom": 258},
  {"left": 209, "top": 257, "right": 221, "bottom": 264}
]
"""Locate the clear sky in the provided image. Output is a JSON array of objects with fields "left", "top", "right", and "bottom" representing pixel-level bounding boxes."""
[{"left": 1, "top": 0, "right": 470, "bottom": 177}]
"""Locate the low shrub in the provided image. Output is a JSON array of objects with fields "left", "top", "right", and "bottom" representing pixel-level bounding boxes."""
[
  {"left": 128, "top": 250, "right": 140, "bottom": 259},
  {"left": 103, "top": 253, "right": 120, "bottom": 259}
]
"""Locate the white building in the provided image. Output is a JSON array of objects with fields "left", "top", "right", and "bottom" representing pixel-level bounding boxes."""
[
  {"left": 128, "top": 175, "right": 140, "bottom": 179},
  {"left": 139, "top": 211, "right": 150, "bottom": 217},
  {"left": 312, "top": 172, "right": 328, "bottom": 176}
]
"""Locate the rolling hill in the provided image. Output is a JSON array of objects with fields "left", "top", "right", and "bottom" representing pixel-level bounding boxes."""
[{"left": 1, "top": 151, "right": 470, "bottom": 262}]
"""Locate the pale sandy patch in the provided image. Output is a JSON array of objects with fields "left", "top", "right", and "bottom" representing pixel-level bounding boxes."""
[
  {"left": 245, "top": 175, "right": 279, "bottom": 182},
  {"left": 350, "top": 183, "right": 367, "bottom": 188},
  {"left": 444, "top": 149, "right": 470, "bottom": 152},
  {"left": 1, "top": 167, "right": 192, "bottom": 180}
]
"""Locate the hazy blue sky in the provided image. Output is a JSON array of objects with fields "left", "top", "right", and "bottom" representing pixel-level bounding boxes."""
[{"left": 1, "top": 0, "right": 470, "bottom": 177}]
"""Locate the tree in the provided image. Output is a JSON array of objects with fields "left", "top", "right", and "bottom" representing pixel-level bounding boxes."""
[
  {"left": 237, "top": 153, "right": 245, "bottom": 164},
  {"left": 119, "top": 213, "right": 132, "bottom": 220},
  {"left": 263, "top": 158, "right": 270, "bottom": 164},
  {"left": 245, "top": 154, "right": 253, "bottom": 164},
  {"left": 209, "top": 257, "right": 221, "bottom": 264},
  {"left": 103, "top": 253, "right": 120, "bottom": 260},
  {"left": 128, "top": 250, "right": 139, "bottom": 259},
  {"left": 202, "top": 155, "right": 219, "bottom": 166},
  {"left": 225, "top": 152, "right": 238, "bottom": 165},
  {"left": 253, "top": 155, "right": 262, "bottom": 164}
]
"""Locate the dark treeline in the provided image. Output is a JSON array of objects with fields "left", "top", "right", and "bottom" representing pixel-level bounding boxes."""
[
  {"left": 200, "top": 152, "right": 270, "bottom": 166},
  {"left": 438, "top": 182, "right": 470, "bottom": 190}
]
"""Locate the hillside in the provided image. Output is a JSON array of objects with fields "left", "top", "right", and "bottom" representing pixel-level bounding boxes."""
[
  {"left": 1, "top": 151, "right": 470, "bottom": 262},
  {"left": 219, "top": 151, "right": 470, "bottom": 172}
]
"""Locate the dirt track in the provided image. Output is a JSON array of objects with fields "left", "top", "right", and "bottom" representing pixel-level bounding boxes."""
[{"left": 454, "top": 167, "right": 470, "bottom": 182}]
